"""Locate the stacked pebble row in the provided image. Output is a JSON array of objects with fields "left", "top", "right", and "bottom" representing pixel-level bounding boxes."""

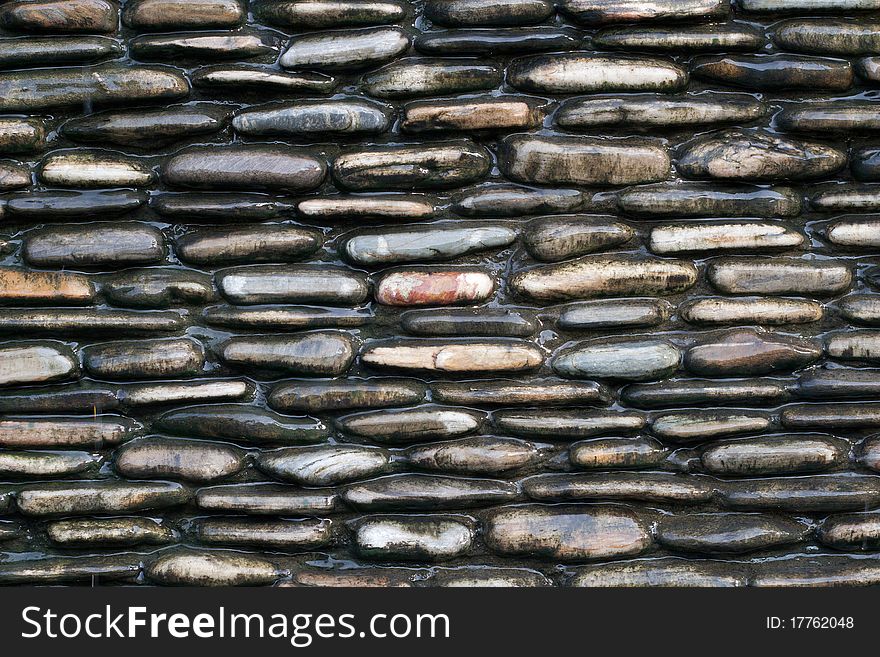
[{"left": 5, "top": 0, "right": 880, "bottom": 586}]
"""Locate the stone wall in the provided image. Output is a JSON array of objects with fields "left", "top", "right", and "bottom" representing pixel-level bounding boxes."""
[{"left": 1, "top": 0, "right": 880, "bottom": 586}]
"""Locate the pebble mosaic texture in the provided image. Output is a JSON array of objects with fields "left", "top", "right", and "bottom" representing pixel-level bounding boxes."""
[{"left": 5, "top": 0, "right": 880, "bottom": 587}]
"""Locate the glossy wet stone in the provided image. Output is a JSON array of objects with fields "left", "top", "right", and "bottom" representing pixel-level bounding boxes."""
[
  {"left": 650, "top": 221, "right": 803, "bottom": 254},
  {"left": 484, "top": 504, "right": 651, "bottom": 561},
  {"left": 0, "top": 65, "right": 189, "bottom": 111},
  {"left": 164, "top": 145, "right": 326, "bottom": 192},
  {"left": 377, "top": 271, "right": 495, "bottom": 307},
  {"left": 0, "top": 161, "right": 33, "bottom": 191},
  {"left": 158, "top": 404, "right": 327, "bottom": 444},
  {"left": 557, "top": 0, "right": 727, "bottom": 24},
  {"left": 0, "top": 117, "right": 45, "bottom": 153},
  {"left": 47, "top": 517, "right": 175, "bottom": 547},
  {"left": 651, "top": 410, "right": 771, "bottom": 442},
  {"left": 24, "top": 223, "right": 164, "bottom": 268},
  {"left": 115, "top": 437, "right": 245, "bottom": 482},
  {"left": 684, "top": 329, "right": 822, "bottom": 376},
  {"left": 16, "top": 481, "right": 189, "bottom": 516},
  {"left": 191, "top": 64, "right": 336, "bottom": 93},
  {"left": 0, "top": 309, "right": 184, "bottom": 335},
  {"left": 104, "top": 269, "right": 214, "bottom": 308},
  {"left": 701, "top": 435, "right": 850, "bottom": 475},
  {"left": 570, "top": 558, "right": 748, "bottom": 587},
  {"left": 337, "top": 406, "right": 483, "bottom": 443},
  {"left": 146, "top": 550, "right": 284, "bottom": 586},
  {"left": 0, "top": 555, "right": 141, "bottom": 585},
  {"left": 195, "top": 517, "right": 331, "bottom": 550},
  {"left": 0, "top": 268, "right": 93, "bottom": 306},
  {"left": 796, "top": 369, "right": 880, "bottom": 399},
  {"left": 511, "top": 256, "right": 697, "bottom": 302},
  {"left": 130, "top": 31, "right": 277, "bottom": 62},
  {"left": 623, "top": 379, "right": 789, "bottom": 408},
  {"left": 857, "top": 56, "right": 880, "bottom": 82},
  {"left": 298, "top": 195, "right": 435, "bottom": 221},
  {"left": 0, "top": 414, "right": 139, "bottom": 448},
  {"left": 281, "top": 27, "right": 410, "bottom": 71},
  {"left": 811, "top": 184, "right": 880, "bottom": 211},
  {"left": 258, "top": 445, "right": 390, "bottom": 486},
  {"left": 741, "top": 0, "right": 880, "bottom": 10},
  {"left": 402, "top": 308, "right": 535, "bottom": 336},
  {"left": 403, "top": 436, "right": 540, "bottom": 475},
  {"left": 361, "top": 340, "right": 543, "bottom": 373},
  {"left": 508, "top": 53, "right": 688, "bottom": 93},
  {"left": 5, "top": 189, "right": 146, "bottom": 219},
  {"left": 233, "top": 99, "right": 392, "bottom": 136},
  {"left": 216, "top": 265, "right": 369, "bottom": 306},
  {"left": 402, "top": 97, "right": 544, "bottom": 133},
  {"left": 452, "top": 184, "right": 584, "bottom": 217},
  {"left": 524, "top": 472, "right": 716, "bottom": 503},
  {"left": 0, "top": 451, "right": 99, "bottom": 478},
  {"left": 501, "top": 135, "right": 670, "bottom": 187},
  {"left": 123, "top": 0, "right": 245, "bottom": 31},
  {"left": 722, "top": 475, "right": 880, "bottom": 512},
  {"left": 269, "top": 378, "right": 427, "bottom": 413},
  {"left": 220, "top": 332, "right": 357, "bottom": 375},
  {"left": 343, "top": 474, "right": 520, "bottom": 511},
  {"left": 558, "top": 94, "right": 764, "bottom": 129},
  {"left": 837, "top": 296, "right": 880, "bottom": 326},
  {"left": 827, "top": 219, "right": 880, "bottom": 248},
  {"left": 0, "top": 0, "right": 117, "bottom": 34},
  {"left": 428, "top": 567, "right": 551, "bottom": 587},
  {"left": 681, "top": 297, "right": 823, "bottom": 325},
  {"left": 557, "top": 299, "right": 671, "bottom": 330},
  {"left": 826, "top": 331, "right": 880, "bottom": 362},
  {"left": 493, "top": 409, "right": 645, "bottom": 438},
  {"left": 196, "top": 483, "right": 337, "bottom": 515},
  {"left": 0, "top": 384, "right": 117, "bottom": 414},
  {"left": 415, "top": 27, "right": 581, "bottom": 56},
  {"left": 616, "top": 182, "right": 802, "bottom": 217},
  {"left": 818, "top": 513, "right": 880, "bottom": 550},
  {"left": 354, "top": 516, "right": 472, "bottom": 561},
  {"left": 777, "top": 102, "right": 880, "bottom": 133},
  {"left": 707, "top": 258, "right": 852, "bottom": 296},
  {"left": 255, "top": 0, "right": 406, "bottom": 28},
  {"left": 361, "top": 58, "right": 501, "bottom": 99},
  {"left": 121, "top": 380, "right": 245, "bottom": 408},
  {"left": 677, "top": 129, "right": 846, "bottom": 182},
  {"left": 177, "top": 225, "right": 322, "bottom": 266},
  {"left": 152, "top": 190, "right": 299, "bottom": 221},
  {"left": 343, "top": 225, "right": 515, "bottom": 265},
  {"left": 594, "top": 24, "right": 763, "bottom": 51},
  {"left": 782, "top": 403, "right": 880, "bottom": 429},
  {"left": 62, "top": 104, "right": 229, "bottom": 148},
  {"left": 774, "top": 19, "right": 880, "bottom": 55},
  {"left": 657, "top": 513, "right": 808, "bottom": 554},
  {"left": 431, "top": 379, "right": 609, "bottom": 406},
  {"left": 553, "top": 338, "right": 680, "bottom": 381},
  {"left": 82, "top": 337, "right": 203, "bottom": 380},
  {"left": 425, "top": 0, "right": 551, "bottom": 26},
  {"left": 0, "top": 35, "right": 123, "bottom": 68},
  {"left": 569, "top": 437, "right": 669, "bottom": 469},
  {"left": 691, "top": 54, "right": 854, "bottom": 91},
  {"left": 333, "top": 141, "right": 491, "bottom": 190},
  {"left": 523, "top": 216, "right": 632, "bottom": 261}
]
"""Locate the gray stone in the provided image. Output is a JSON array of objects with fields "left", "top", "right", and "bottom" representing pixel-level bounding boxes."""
[
  {"left": 146, "top": 550, "right": 284, "bottom": 587},
  {"left": 0, "top": 118, "right": 45, "bottom": 153},
  {"left": 362, "top": 58, "right": 500, "bottom": 98},
  {"left": 47, "top": 517, "right": 175, "bottom": 547},
  {"left": 233, "top": 99, "right": 392, "bottom": 136},
  {"left": 558, "top": 299, "right": 672, "bottom": 330},
  {"left": 523, "top": 472, "right": 717, "bottom": 504},
  {"left": 43, "top": 150, "right": 155, "bottom": 188},
  {"left": 164, "top": 145, "right": 325, "bottom": 192},
  {"left": 0, "top": 309, "right": 185, "bottom": 335},
  {"left": 484, "top": 504, "right": 651, "bottom": 561},
  {"left": 216, "top": 265, "right": 369, "bottom": 306},
  {"left": 0, "top": 555, "right": 141, "bottom": 585},
  {"left": 24, "top": 223, "right": 164, "bottom": 268},
  {"left": 281, "top": 27, "right": 410, "bottom": 70},
  {"left": 425, "top": 0, "right": 551, "bottom": 26},
  {"left": 701, "top": 435, "right": 850, "bottom": 475},
  {"left": 257, "top": 445, "right": 391, "bottom": 485},
  {"left": 196, "top": 483, "right": 337, "bottom": 515},
  {"left": 684, "top": 329, "right": 821, "bottom": 377},
  {"left": 657, "top": 513, "right": 808, "bottom": 554},
  {"left": 452, "top": 184, "right": 583, "bottom": 217},
  {"left": 623, "top": 378, "right": 789, "bottom": 409},
  {"left": 680, "top": 297, "right": 823, "bottom": 325},
  {"left": 220, "top": 332, "right": 357, "bottom": 375},
  {"left": 354, "top": 516, "right": 473, "bottom": 560},
  {"left": 0, "top": 36, "right": 122, "bottom": 69},
  {"left": 403, "top": 436, "right": 541, "bottom": 474},
  {"left": 103, "top": 268, "right": 214, "bottom": 308},
  {"left": 401, "top": 96, "right": 544, "bottom": 133},
  {"left": 0, "top": 342, "right": 78, "bottom": 386},
  {"left": 0, "top": 450, "right": 99, "bottom": 478},
  {"left": 569, "top": 437, "right": 669, "bottom": 469},
  {"left": 343, "top": 225, "right": 515, "bottom": 265},
  {"left": 336, "top": 406, "right": 483, "bottom": 443},
  {"left": 782, "top": 403, "right": 880, "bottom": 429},
  {"left": 500, "top": 135, "right": 670, "bottom": 186},
  {"left": 617, "top": 183, "right": 802, "bottom": 217},
  {"left": 115, "top": 438, "right": 245, "bottom": 482},
  {"left": 553, "top": 338, "right": 680, "bottom": 381},
  {"left": 298, "top": 195, "right": 435, "bottom": 221},
  {"left": 594, "top": 24, "right": 762, "bottom": 51},
  {"left": 83, "top": 338, "right": 204, "bottom": 380},
  {"left": 5, "top": 190, "right": 146, "bottom": 219},
  {"left": 191, "top": 64, "right": 336, "bottom": 93},
  {"left": 130, "top": 30, "right": 277, "bottom": 62},
  {"left": 269, "top": 378, "right": 427, "bottom": 413},
  {"left": 157, "top": 404, "right": 328, "bottom": 444},
  {"left": 524, "top": 215, "right": 632, "bottom": 261},
  {"left": 723, "top": 475, "right": 880, "bottom": 512},
  {"left": 691, "top": 54, "right": 853, "bottom": 90},
  {"left": 511, "top": 255, "right": 697, "bottom": 301},
  {"left": 193, "top": 518, "right": 331, "bottom": 549},
  {"left": 811, "top": 184, "right": 880, "bottom": 211},
  {"left": 256, "top": 0, "right": 406, "bottom": 28},
  {"left": 778, "top": 102, "right": 880, "bottom": 133},
  {"left": 649, "top": 221, "right": 804, "bottom": 254},
  {"left": 401, "top": 308, "right": 535, "bottom": 336},
  {"left": 0, "top": 415, "right": 140, "bottom": 448},
  {"left": 0, "top": 0, "right": 117, "bottom": 33},
  {"left": 120, "top": 380, "right": 251, "bottom": 408},
  {"left": 16, "top": 481, "right": 189, "bottom": 516},
  {"left": 431, "top": 379, "right": 609, "bottom": 406},
  {"left": 818, "top": 513, "right": 880, "bottom": 550},
  {"left": 493, "top": 409, "right": 645, "bottom": 438},
  {"left": 570, "top": 558, "right": 747, "bottom": 587},
  {"left": 343, "top": 474, "right": 519, "bottom": 510},
  {"left": 415, "top": 28, "right": 580, "bottom": 55},
  {"left": 651, "top": 411, "right": 772, "bottom": 442},
  {"left": 557, "top": 0, "right": 727, "bottom": 24},
  {"left": 0, "top": 65, "right": 189, "bottom": 111},
  {"left": 796, "top": 369, "right": 880, "bottom": 400},
  {"left": 707, "top": 258, "right": 852, "bottom": 296},
  {"left": 177, "top": 225, "right": 323, "bottom": 266},
  {"left": 123, "top": 0, "right": 245, "bottom": 30},
  {"left": 333, "top": 141, "right": 491, "bottom": 190},
  {"left": 508, "top": 53, "right": 688, "bottom": 93}
]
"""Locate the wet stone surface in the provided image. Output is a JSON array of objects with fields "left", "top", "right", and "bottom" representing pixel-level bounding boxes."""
[{"left": 0, "top": 0, "right": 878, "bottom": 588}]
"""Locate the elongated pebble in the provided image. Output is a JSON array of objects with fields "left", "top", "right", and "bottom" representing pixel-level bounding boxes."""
[
  {"left": 194, "top": 518, "right": 331, "bottom": 549},
  {"left": 47, "top": 517, "right": 175, "bottom": 547},
  {"left": 0, "top": 415, "right": 140, "bottom": 448},
  {"left": 617, "top": 182, "right": 802, "bottom": 218},
  {"left": 558, "top": 299, "right": 672, "bottom": 329},
  {"left": 269, "top": 378, "right": 427, "bottom": 413},
  {"left": 115, "top": 438, "right": 245, "bottom": 483},
  {"left": 257, "top": 445, "right": 391, "bottom": 486},
  {"left": 818, "top": 513, "right": 880, "bottom": 550},
  {"left": 83, "top": 337, "right": 204, "bottom": 380},
  {"left": 343, "top": 474, "right": 520, "bottom": 510},
  {"left": 651, "top": 411, "right": 771, "bottom": 442},
  {"left": 649, "top": 222, "right": 803, "bottom": 254},
  {"left": 570, "top": 558, "right": 747, "bottom": 587},
  {"left": 401, "top": 308, "right": 535, "bottom": 336},
  {"left": 431, "top": 379, "right": 609, "bottom": 406},
  {"left": 196, "top": 483, "right": 337, "bottom": 515},
  {"left": 376, "top": 270, "right": 495, "bottom": 306},
  {"left": 569, "top": 436, "right": 669, "bottom": 469},
  {"left": 354, "top": 516, "right": 473, "bottom": 560},
  {"left": 707, "top": 258, "right": 852, "bottom": 296},
  {"left": 691, "top": 54, "right": 853, "bottom": 91},
  {"left": 493, "top": 409, "right": 645, "bottom": 438},
  {"left": 343, "top": 225, "right": 515, "bottom": 266},
  {"left": 177, "top": 225, "right": 323, "bottom": 266},
  {"left": 553, "top": 339, "right": 680, "bottom": 381},
  {"left": 681, "top": 297, "right": 823, "bottom": 325},
  {"left": 157, "top": 404, "right": 327, "bottom": 444},
  {"left": 23, "top": 223, "right": 165, "bottom": 268},
  {"left": 217, "top": 265, "right": 369, "bottom": 306},
  {"left": 16, "top": 480, "right": 189, "bottom": 516},
  {"left": 722, "top": 475, "right": 880, "bottom": 512},
  {"left": 0, "top": 450, "right": 99, "bottom": 477},
  {"left": 361, "top": 340, "right": 543, "bottom": 373},
  {"left": 701, "top": 435, "right": 850, "bottom": 475},
  {"left": 623, "top": 378, "right": 789, "bottom": 408},
  {"left": 657, "top": 513, "right": 808, "bottom": 554},
  {"left": 337, "top": 406, "right": 483, "bottom": 443},
  {"left": 403, "top": 436, "right": 541, "bottom": 474},
  {"left": 220, "top": 332, "right": 356, "bottom": 375},
  {"left": 146, "top": 551, "right": 284, "bottom": 586},
  {"left": 361, "top": 58, "right": 500, "bottom": 99},
  {"left": 523, "top": 472, "right": 717, "bottom": 503},
  {"left": 280, "top": 27, "right": 410, "bottom": 71},
  {"left": 0, "top": 342, "right": 78, "bottom": 386}
]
